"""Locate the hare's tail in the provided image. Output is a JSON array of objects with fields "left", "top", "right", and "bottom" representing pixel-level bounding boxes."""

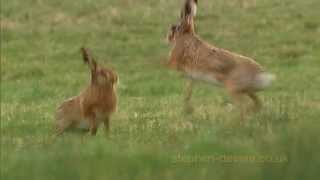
[{"left": 254, "top": 72, "right": 276, "bottom": 90}]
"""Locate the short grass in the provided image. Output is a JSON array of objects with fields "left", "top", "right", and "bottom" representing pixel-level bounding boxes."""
[{"left": 1, "top": 0, "right": 320, "bottom": 179}]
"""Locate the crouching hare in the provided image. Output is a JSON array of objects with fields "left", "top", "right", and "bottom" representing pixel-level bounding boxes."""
[
  {"left": 55, "top": 47, "right": 118, "bottom": 136},
  {"left": 167, "top": 1, "right": 275, "bottom": 119}
]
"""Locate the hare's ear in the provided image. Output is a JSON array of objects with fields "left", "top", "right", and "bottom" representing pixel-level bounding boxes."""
[
  {"left": 186, "top": 14, "right": 194, "bottom": 26},
  {"left": 180, "top": 0, "right": 195, "bottom": 33},
  {"left": 81, "top": 47, "right": 98, "bottom": 84},
  {"left": 180, "top": 0, "right": 197, "bottom": 19},
  {"left": 182, "top": 14, "right": 194, "bottom": 33},
  {"left": 81, "top": 47, "right": 97, "bottom": 71}
]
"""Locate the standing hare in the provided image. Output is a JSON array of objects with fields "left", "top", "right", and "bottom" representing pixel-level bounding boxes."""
[
  {"left": 167, "top": 1, "right": 275, "bottom": 119},
  {"left": 55, "top": 47, "right": 118, "bottom": 136}
]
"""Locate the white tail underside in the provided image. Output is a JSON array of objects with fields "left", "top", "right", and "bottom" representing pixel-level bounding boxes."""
[{"left": 254, "top": 72, "right": 276, "bottom": 89}]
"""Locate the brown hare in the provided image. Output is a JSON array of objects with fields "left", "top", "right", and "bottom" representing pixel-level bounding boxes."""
[
  {"left": 55, "top": 47, "right": 118, "bottom": 136},
  {"left": 167, "top": 1, "right": 275, "bottom": 119}
]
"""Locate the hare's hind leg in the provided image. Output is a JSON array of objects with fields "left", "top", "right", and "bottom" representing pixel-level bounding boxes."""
[
  {"left": 55, "top": 97, "right": 80, "bottom": 135},
  {"left": 229, "top": 91, "right": 247, "bottom": 122},
  {"left": 184, "top": 80, "right": 194, "bottom": 113},
  {"left": 225, "top": 81, "right": 247, "bottom": 122},
  {"left": 247, "top": 92, "right": 262, "bottom": 112},
  {"left": 55, "top": 119, "right": 73, "bottom": 135}
]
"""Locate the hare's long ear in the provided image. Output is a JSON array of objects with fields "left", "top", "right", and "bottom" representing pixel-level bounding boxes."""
[
  {"left": 182, "top": 14, "right": 195, "bottom": 33},
  {"left": 81, "top": 47, "right": 97, "bottom": 70},
  {"left": 81, "top": 47, "right": 97, "bottom": 83},
  {"left": 180, "top": 0, "right": 195, "bottom": 33},
  {"left": 180, "top": 0, "right": 197, "bottom": 19}
]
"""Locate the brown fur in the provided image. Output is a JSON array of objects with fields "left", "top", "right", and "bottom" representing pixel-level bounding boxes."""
[
  {"left": 55, "top": 47, "right": 118, "bottom": 136},
  {"left": 167, "top": 2, "right": 274, "bottom": 120}
]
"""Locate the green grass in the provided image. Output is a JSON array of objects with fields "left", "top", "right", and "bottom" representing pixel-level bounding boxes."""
[{"left": 1, "top": 0, "right": 320, "bottom": 179}]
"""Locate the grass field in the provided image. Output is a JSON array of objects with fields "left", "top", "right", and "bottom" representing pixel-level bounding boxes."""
[{"left": 1, "top": 0, "right": 320, "bottom": 179}]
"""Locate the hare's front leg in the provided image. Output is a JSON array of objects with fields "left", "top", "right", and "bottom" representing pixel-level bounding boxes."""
[
  {"left": 184, "top": 80, "right": 194, "bottom": 113},
  {"left": 87, "top": 115, "right": 98, "bottom": 136}
]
